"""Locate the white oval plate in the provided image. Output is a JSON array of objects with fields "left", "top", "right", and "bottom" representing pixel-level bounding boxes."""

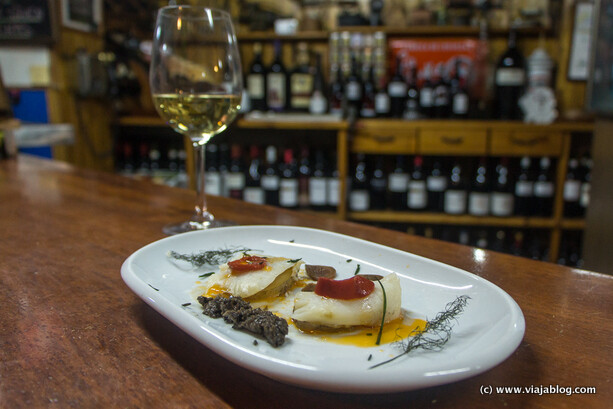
[{"left": 121, "top": 225, "right": 525, "bottom": 393}]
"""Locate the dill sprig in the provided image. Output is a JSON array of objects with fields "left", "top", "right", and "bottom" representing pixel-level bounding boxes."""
[
  {"left": 168, "top": 247, "right": 253, "bottom": 268},
  {"left": 369, "top": 295, "right": 471, "bottom": 369}
]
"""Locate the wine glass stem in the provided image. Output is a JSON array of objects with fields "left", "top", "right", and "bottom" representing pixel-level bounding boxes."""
[{"left": 192, "top": 140, "right": 213, "bottom": 225}]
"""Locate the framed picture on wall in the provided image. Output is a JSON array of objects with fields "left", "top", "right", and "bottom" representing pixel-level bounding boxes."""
[
  {"left": 587, "top": 0, "right": 613, "bottom": 114},
  {"left": 61, "top": 0, "right": 102, "bottom": 32}
]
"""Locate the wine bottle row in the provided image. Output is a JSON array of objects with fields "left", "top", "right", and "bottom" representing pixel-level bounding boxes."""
[
  {"left": 203, "top": 143, "right": 340, "bottom": 211},
  {"left": 348, "top": 154, "right": 592, "bottom": 218}
]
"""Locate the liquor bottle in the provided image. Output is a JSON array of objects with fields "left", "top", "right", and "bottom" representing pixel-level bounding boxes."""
[
  {"left": 533, "top": 156, "right": 554, "bottom": 217},
  {"left": 403, "top": 63, "right": 420, "bottom": 120},
  {"left": 374, "top": 75, "right": 391, "bottom": 118},
  {"left": 388, "top": 155, "right": 409, "bottom": 210},
  {"left": 298, "top": 146, "right": 311, "bottom": 209},
  {"left": 247, "top": 42, "right": 267, "bottom": 112},
  {"left": 563, "top": 158, "right": 582, "bottom": 218},
  {"left": 243, "top": 145, "right": 265, "bottom": 205},
  {"left": 388, "top": 55, "right": 407, "bottom": 118},
  {"left": 204, "top": 144, "right": 222, "bottom": 196},
  {"left": 370, "top": 156, "right": 388, "bottom": 210},
  {"left": 309, "top": 53, "right": 327, "bottom": 115},
  {"left": 444, "top": 161, "right": 467, "bottom": 214},
  {"left": 419, "top": 63, "right": 434, "bottom": 118},
  {"left": 289, "top": 42, "right": 313, "bottom": 112},
  {"left": 226, "top": 144, "right": 246, "bottom": 200},
  {"left": 279, "top": 148, "right": 299, "bottom": 209},
  {"left": 329, "top": 65, "right": 345, "bottom": 117},
  {"left": 579, "top": 154, "right": 592, "bottom": 217},
  {"left": 360, "top": 65, "right": 377, "bottom": 118},
  {"left": 309, "top": 150, "right": 328, "bottom": 210},
  {"left": 433, "top": 64, "right": 450, "bottom": 118},
  {"left": 326, "top": 153, "right": 340, "bottom": 211},
  {"left": 450, "top": 58, "right": 469, "bottom": 118},
  {"left": 468, "top": 157, "right": 490, "bottom": 216},
  {"left": 266, "top": 40, "right": 288, "bottom": 112},
  {"left": 514, "top": 156, "right": 534, "bottom": 216},
  {"left": 408, "top": 156, "right": 427, "bottom": 211},
  {"left": 494, "top": 28, "right": 526, "bottom": 120},
  {"left": 349, "top": 154, "right": 370, "bottom": 212},
  {"left": 345, "top": 55, "right": 363, "bottom": 117},
  {"left": 490, "top": 157, "right": 514, "bottom": 217},
  {"left": 261, "top": 145, "right": 280, "bottom": 206},
  {"left": 218, "top": 144, "right": 230, "bottom": 197},
  {"left": 427, "top": 159, "right": 447, "bottom": 212}
]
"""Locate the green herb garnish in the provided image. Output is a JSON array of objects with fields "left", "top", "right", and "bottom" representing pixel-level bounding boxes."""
[
  {"left": 287, "top": 258, "right": 302, "bottom": 263},
  {"left": 354, "top": 264, "right": 361, "bottom": 275},
  {"left": 181, "top": 302, "right": 191, "bottom": 307},
  {"left": 375, "top": 279, "right": 387, "bottom": 345},
  {"left": 199, "top": 272, "right": 215, "bottom": 278},
  {"left": 370, "top": 295, "right": 471, "bottom": 369},
  {"left": 148, "top": 284, "right": 159, "bottom": 291},
  {"left": 168, "top": 247, "right": 253, "bottom": 268},
  {"left": 346, "top": 259, "right": 352, "bottom": 263}
]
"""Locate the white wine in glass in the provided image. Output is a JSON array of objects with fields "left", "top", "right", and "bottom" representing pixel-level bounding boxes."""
[{"left": 150, "top": 6, "right": 242, "bottom": 234}]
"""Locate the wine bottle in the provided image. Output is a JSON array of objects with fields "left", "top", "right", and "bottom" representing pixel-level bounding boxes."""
[
  {"left": 388, "top": 155, "right": 409, "bottom": 210},
  {"left": 247, "top": 42, "right": 267, "bottom": 112},
  {"left": 309, "top": 150, "right": 328, "bottom": 210},
  {"left": 345, "top": 55, "right": 363, "bottom": 116},
  {"left": 403, "top": 63, "right": 420, "bottom": 120},
  {"left": 490, "top": 157, "right": 514, "bottom": 217},
  {"left": 533, "top": 156, "right": 554, "bottom": 217},
  {"left": 374, "top": 75, "right": 391, "bottom": 118},
  {"left": 309, "top": 52, "right": 327, "bottom": 115},
  {"left": 298, "top": 146, "right": 311, "bottom": 209},
  {"left": 433, "top": 64, "right": 450, "bottom": 118},
  {"left": 261, "top": 145, "right": 280, "bottom": 206},
  {"left": 370, "top": 156, "right": 388, "bottom": 210},
  {"left": 491, "top": 229, "right": 507, "bottom": 253},
  {"left": 444, "top": 161, "right": 467, "bottom": 215},
  {"left": 468, "top": 157, "right": 490, "bottom": 216},
  {"left": 226, "top": 144, "right": 246, "bottom": 200},
  {"left": 494, "top": 28, "right": 526, "bottom": 120},
  {"left": 514, "top": 156, "right": 534, "bottom": 216},
  {"left": 326, "top": 153, "right": 340, "bottom": 211},
  {"left": 349, "top": 154, "right": 370, "bottom": 212},
  {"left": 243, "top": 145, "right": 265, "bottom": 205},
  {"left": 360, "top": 65, "right": 376, "bottom": 118},
  {"left": 279, "top": 148, "right": 299, "bottom": 209},
  {"left": 267, "top": 40, "right": 288, "bottom": 112},
  {"left": 388, "top": 55, "right": 407, "bottom": 118},
  {"left": 450, "top": 58, "right": 469, "bottom": 118},
  {"left": 427, "top": 159, "right": 447, "bottom": 212},
  {"left": 419, "top": 63, "right": 434, "bottom": 118},
  {"left": 289, "top": 42, "right": 313, "bottom": 112},
  {"left": 563, "top": 158, "right": 582, "bottom": 218},
  {"left": 408, "top": 156, "right": 427, "bottom": 211},
  {"left": 579, "top": 154, "right": 592, "bottom": 217},
  {"left": 218, "top": 143, "right": 230, "bottom": 197},
  {"left": 329, "top": 65, "right": 345, "bottom": 117}
]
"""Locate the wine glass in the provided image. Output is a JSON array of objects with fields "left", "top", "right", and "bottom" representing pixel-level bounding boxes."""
[{"left": 150, "top": 5, "right": 242, "bottom": 234}]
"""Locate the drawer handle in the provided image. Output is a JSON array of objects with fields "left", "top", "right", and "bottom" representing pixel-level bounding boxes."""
[
  {"left": 440, "top": 136, "right": 464, "bottom": 145},
  {"left": 510, "top": 135, "right": 548, "bottom": 146},
  {"left": 373, "top": 135, "right": 396, "bottom": 143}
]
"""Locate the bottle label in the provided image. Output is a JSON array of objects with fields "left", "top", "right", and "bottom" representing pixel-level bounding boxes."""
[
  {"left": 515, "top": 181, "right": 533, "bottom": 197},
  {"left": 534, "top": 181, "right": 554, "bottom": 198},
  {"left": 349, "top": 190, "right": 369, "bottom": 211},
  {"left": 327, "top": 178, "right": 340, "bottom": 206},
  {"left": 563, "top": 180, "right": 581, "bottom": 201},
  {"left": 495, "top": 68, "right": 525, "bottom": 86},
  {"left": 491, "top": 192, "right": 514, "bottom": 216},
  {"left": 205, "top": 172, "right": 222, "bottom": 196},
  {"left": 375, "top": 92, "right": 390, "bottom": 113},
  {"left": 420, "top": 88, "right": 433, "bottom": 107},
  {"left": 388, "top": 82, "right": 407, "bottom": 97},
  {"left": 452, "top": 93, "right": 469, "bottom": 114},
  {"left": 427, "top": 176, "right": 447, "bottom": 192},
  {"left": 261, "top": 175, "right": 280, "bottom": 190},
  {"left": 434, "top": 86, "right": 449, "bottom": 106},
  {"left": 309, "top": 92, "right": 327, "bottom": 114},
  {"left": 279, "top": 178, "right": 299, "bottom": 207},
  {"left": 267, "top": 73, "right": 286, "bottom": 109},
  {"left": 346, "top": 81, "right": 362, "bottom": 101},
  {"left": 580, "top": 182, "right": 591, "bottom": 208},
  {"left": 225, "top": 172, "right": 245, "bottom": 190},
  {"left": 444, "top": 190, "right": 467, "bottom": 214},
  {"left": 408, "top": 180, "right": 427, "bottom": 209},
  {"left": 468, "top": 192, "right": 490, "bottom": 216},
  {"left": 388, "top": 173, "right": 409, "bottom": 192},
  {"left": 247, "top": 74, "right": 265, "bottom": 99},
  {"left": 243, "top": 187, "right": 265, "bottom": 205},
  {"left": 290, "top": 73, "right": 313, "bottom": 108},
  {"left": 309, "top": 177, "right": 327, "bottom": 205}
]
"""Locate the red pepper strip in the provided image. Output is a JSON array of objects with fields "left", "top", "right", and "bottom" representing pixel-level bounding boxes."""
[
  {"left": 228, "top": 255, "right": 267, "bottom": 273},
  {"left": 314, "top": 275, "right": 375, "bottom": 300}
]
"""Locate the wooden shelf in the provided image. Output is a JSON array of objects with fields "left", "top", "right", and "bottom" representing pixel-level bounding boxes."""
[
  {"left": 560, "top": 219, "right": 586, "bottom": 230},
  {"left": 348, "top": 211, "right": 557, "bottom": 228}
]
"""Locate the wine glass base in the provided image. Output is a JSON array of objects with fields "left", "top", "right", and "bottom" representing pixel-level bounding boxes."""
[{"left": 162, "top": 219, "right": 237, "bottom": 235}]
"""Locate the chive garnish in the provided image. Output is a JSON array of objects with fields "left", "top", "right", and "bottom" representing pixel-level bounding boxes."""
[
  {"left": 148, "top": 284, "right": 159, "bottom": 291},
  {"left": 354, "top": 264, "right": 361, "bottom": 275},
  {"left": 375, "top": 280, "right": 387, "bottom": 345},
  {"left": 181, "top": 302, "right": 191, "bottom": 307},
  {"left": 287, "top": 258, "right": 302, "bottom": 263},
  {"left": 199, "top": 272, "right": 215, "bottom": 278}
]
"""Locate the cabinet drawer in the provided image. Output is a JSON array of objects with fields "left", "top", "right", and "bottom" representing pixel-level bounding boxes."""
[
  {"left": 352, "top": 126, "right": 416, "bottom": 154},
  {"left": 420, "top": 129, "right": 487, "bottom": 155},
  {"left": 491, "top": 130, "right": 563, "bottom": 156}
]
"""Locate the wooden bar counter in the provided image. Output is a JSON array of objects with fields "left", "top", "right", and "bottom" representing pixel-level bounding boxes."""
[{"left": 1, "top": 155, "right": 611, "bottom": 408}]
